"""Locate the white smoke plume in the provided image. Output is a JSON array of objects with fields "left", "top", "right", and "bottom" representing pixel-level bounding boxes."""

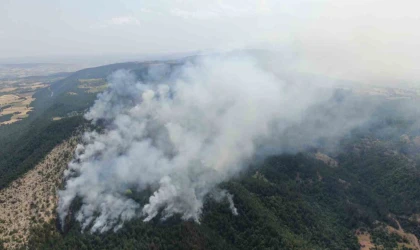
[{"left": 58, "top": 54, "right": 373, "bottom": 233}]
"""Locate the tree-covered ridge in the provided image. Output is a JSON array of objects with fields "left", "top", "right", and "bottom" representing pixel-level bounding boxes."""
[
  {"left": 24, "top": 134, "right": 420, "bottom": 250},
  {"left": 0, "top": 61, "right": 173, "bottom": 189},
  {"left": 1, "top": 60, "right": 419, "bottom": 249}
]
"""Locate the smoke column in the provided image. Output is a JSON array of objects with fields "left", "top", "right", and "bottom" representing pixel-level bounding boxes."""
[{"left": 58, "top": 54, "right": 372, "bottom": 233}]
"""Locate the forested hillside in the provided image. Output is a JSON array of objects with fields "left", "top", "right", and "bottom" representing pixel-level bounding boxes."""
[
  {"left": 26, "top": 133, "right": 420, "bottom": 249},
  {"left": 0, "top": 61, "right": 174, "bottom": 189},
  {"left": 1, "top": 61, "right": 419, "bottom": 249}
]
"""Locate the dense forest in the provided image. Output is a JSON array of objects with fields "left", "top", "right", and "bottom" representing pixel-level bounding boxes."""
[
  {"left": 25, "top": 107, "right": 420, "bottom": 249},
  {"left": 26, "top": 133, "right": 420, "bottom": 249},
  {"left": 1, "top": 61, "right": 420, "bottom": 249},
  {"left": 0, "top": 61, "right": 170, "bottom": 189}
]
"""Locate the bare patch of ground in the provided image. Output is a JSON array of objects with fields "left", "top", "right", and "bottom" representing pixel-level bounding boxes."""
[
  {"left": 409, "top": 214, "right": 420, "bottom": 224},
  {"left": 356, "top": 229, "right": 375, "bottom": 250},
  {"left": 252, "top": 171, "right": 270, "bottom": 183},
  {"left": 314, "top": 152, "right": 338, "bottom": 167},
  {"left": 387, "top": 217, "right": 420, "bottom": 250},
  {"left": 356, "top": 217, "right": 420, "bottom": 250},
  {"left": 0, "top": 137, "right": 78, "bottom": 249},
  {"left": 338, "top": 178, "right": 351, "bottom": 189}
]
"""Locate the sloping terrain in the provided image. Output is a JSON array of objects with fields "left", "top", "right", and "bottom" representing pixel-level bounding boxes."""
[
  {"left": 1, "top": 59, "right": 420, "bottom": 249},
  {"left": 21, "top": 136, "right": 419, "bottom": 250},
  {"left": 0, "top": 137, "right": 78, "bottom": 249},
  {"left": 0, "top": 61, "right": 169, "bottom": 190}
]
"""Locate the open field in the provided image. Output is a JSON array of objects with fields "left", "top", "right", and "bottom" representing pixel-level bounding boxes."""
[
  {"left": 0, "top": 63, "right": 82, "bottom": 79},
  {"left": 77, "top": 78, "right": 108, "bottom": 93},
  {"left": 0, "top": 77, "right": 54, "bottom": 125},
  {"left": 1, "top": 87, "right": 17, "bottom": 92},
  {"left": 0, "top": 94, "right": 21, "bottom": 105},
  {"left": 0, "top": 93, "right": 34, "bottom": 125},
  {"left": 0, "top": 79, "right": 49, "bottom": 95},
  {"left": 0, "top": 92, "right": 35, "bottom": 124}
]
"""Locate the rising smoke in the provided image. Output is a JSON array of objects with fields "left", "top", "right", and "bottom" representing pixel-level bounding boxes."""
[{"left": 58, "top": 53, "right": 376, "bottom": 233}]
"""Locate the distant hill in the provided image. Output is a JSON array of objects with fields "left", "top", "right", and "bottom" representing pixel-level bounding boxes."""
[{"left": 0, "top": 60, "right": 177, "bottom": 189}]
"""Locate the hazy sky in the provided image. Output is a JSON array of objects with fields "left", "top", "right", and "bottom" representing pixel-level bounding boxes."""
[
  {"left": 0, "top": 0, "right": 305, "bottom": 58},
  {"left": 1, "top": 0, "right": 420, "bottom": 84}
]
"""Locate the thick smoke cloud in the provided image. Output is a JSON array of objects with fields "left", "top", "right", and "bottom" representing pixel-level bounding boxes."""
[{"left": 58, "top": 54, "right": 374, "bottom": 232}]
